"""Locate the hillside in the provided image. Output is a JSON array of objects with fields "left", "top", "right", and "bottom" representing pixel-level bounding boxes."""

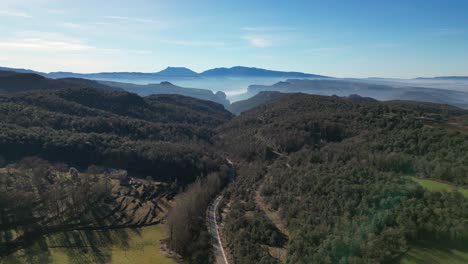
[
  {"left": 245, "top": 79, "right": 468, "bottom": 109},
  {"left": 217, "top": 94, "right": 468, "bottom": 264},
  {"left": 0, "top": 87, "right": 233, "bottom": 179},
  {"left": 228, "top": 91, "right": 287, "bottom": 114},
  {"left": 0, "top": 83, "right": 236, "bottom": 263},
  {"left": 101, "top": 80, "right": 230, "bottom": 107},
  {"left": 1, "top": 77, "right": 468, "bottom": 264},
  {"left": 0, "top": 71, "right": 121, "bottom": 93}
]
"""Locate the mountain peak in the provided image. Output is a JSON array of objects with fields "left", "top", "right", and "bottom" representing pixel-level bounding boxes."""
[
  {"left": 157, "top": 67, "right": 198, "bottom": 76},
  {"left": 201, "top": 66, "right": 329, "bottom": 78},
  {"left": 160, "top": 81, "right": 174, "bottom": 85}
]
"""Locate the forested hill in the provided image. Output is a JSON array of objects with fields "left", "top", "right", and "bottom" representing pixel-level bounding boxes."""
[
  {"left": 217, "top": 93, "right": 468, "bottom": 263},
  {"left": 100, "top": 80, "right": 230, "bottom": 107},
  {"left": 245, "top": 79, "right": 468, "bottom": 109},
  {"left": 228, "top": 91, "right": 287, "bottom": 114},
  {"left": 0, "top": 87, "right": 233, "bottom": 182},
  {"left": 1, "top": 82, "right": 468, "bottom": 263},
  {"left": 0, "top": 70, "right": 121, "bottom": 93}
]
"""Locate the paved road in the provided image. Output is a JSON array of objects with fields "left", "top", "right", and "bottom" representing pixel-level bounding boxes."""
[{"left": 207, "top": 194, "right": 229, "bottom": 264}]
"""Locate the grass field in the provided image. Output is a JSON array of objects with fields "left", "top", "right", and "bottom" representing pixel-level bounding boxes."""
[
  {"left": 401, "top": 240, "right": 468, "bottom": 264},
  {"left": 0, "top": 225, "right": 176, "bottom": 264},
  {"left": 409, "top": 177, "right": 468, "bottom": 198},
  {"left": 400, "top": 177, "right": 468, "bottom": 264}
]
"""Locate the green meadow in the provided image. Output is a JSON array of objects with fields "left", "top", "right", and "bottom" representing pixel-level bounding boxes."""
[
  {"left": 400, "top": 177, "right": 468, "bottom": 264},
  {"left": 410, "top": 177, "right": 468, "bottom": 198},
  {"left": 0, "top": 225, "right": 175, "bottom": 264}
]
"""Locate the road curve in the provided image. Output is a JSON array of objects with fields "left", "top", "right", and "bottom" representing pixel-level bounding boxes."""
[{"left": 207, "top": 193, "right": 229, "bottom": 264}]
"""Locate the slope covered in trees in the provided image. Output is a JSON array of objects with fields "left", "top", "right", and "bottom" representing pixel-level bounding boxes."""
[
  {"left": 228, "top": 91, "right": 286, "bottom": 115},
  {"left": 101, "top": 81, "right": 230, "bottom": 107},
  {"left": 0, "top": 80, "right": 238, "bottom": 263},
  {"left": 217, "top": 94, "right": 468, "bottom": 263},
  {"left": 0, "top": 87, "right": 233, "bottom": 182},
  {"left": 244, "top": 79, "right": 468, "bottom": 109},
  {"left": 0, "top": 71, "right": 121, "bottom": 93},
  {"left": 1, "top": 76, "right": 468, "bottom": 264}
]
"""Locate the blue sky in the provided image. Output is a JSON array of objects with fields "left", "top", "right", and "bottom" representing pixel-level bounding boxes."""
[{"left": 1, "top": 0, "right": 467, "bottom": 78}]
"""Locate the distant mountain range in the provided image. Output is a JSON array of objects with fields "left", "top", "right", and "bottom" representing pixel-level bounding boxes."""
[
  {"left": 416, "top": 76, "right": 468, "bottom": 80},
  {"left": 2, "top": 65, "right": 467, "bottom": 81},
  {"left": 0, "top": 66, "right": 330, "bottom": 81},
  {"left": 200, "top": 66, "right": 328, "bottom": 78},
  {"left": 2, "top": 65, "right": 468, "bottom": 111}
]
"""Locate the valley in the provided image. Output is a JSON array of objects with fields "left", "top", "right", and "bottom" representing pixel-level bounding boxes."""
[
  {"left": 3, "top": 66, "right": 468, "bottom": 111},
  {"left": 2, "top": 1, "right": 467, "bottom": 263},
  {"left": 0, "top": 70, "right": 467, "bottom": 264}
]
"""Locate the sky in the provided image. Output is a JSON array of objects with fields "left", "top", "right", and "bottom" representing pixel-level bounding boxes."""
[{"left": 1, "top": 0, "right": 467, "bottom": 78}]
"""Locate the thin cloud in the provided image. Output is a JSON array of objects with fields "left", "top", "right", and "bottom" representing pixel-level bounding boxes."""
[
  {"left": 105, "top": 15, "right": 163, "bottom": 24},
  {"left": 242, "top": 35, "right": 274, "bottom": 48},
  {"left": 306, "top": 47, "right": 345, "bottom": 56},
  {"left": 242, "top": 27, "right": 275, "bottom": 31},
  {"left": 0, "top": 10, "right": 31, "bottom": 18},
  {"left": 241, "top": 26, "right": 297, "bottom": 47},
  {"left": 1, "top": 31, "right": 153, "bottom": 55},
  {"left": 0, "top": 38, "right": 95, "bottom": 51},
  {"left": 62, "top": 23, "right": 84, "bottom": 29},
  {"left": 42, "top": 8, "right": 66, "bottom": 14},
  {"left": 241, "top": 26, "right": 296, "bottom": 32},
  {"left": 162, "top": 39, "right": 226, "bottom": 47},
  {"left": 92, "top": 22, "right": 113, "bottom": 26},
  {"left": 370, "top": 43, "right": 402, "bottom": 48},
  {"left": 135, "top": 50, "right": 152, "bottom": 54}
]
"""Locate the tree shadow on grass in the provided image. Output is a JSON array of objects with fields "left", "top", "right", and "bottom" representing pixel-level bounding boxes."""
[
  {"left": 401, "top": 239, "right": 468, "bottom": 264},
  {"left": 0, "top": 227, "right": 135, "bottom": 264}
]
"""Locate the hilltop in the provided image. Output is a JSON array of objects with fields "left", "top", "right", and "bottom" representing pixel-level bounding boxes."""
[{"left": 0, "top": 71, "right": 121, "bottom": 93}]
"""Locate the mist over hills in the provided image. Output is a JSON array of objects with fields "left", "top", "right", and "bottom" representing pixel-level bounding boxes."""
[
  {"left": 100, "top": 80, "right": 230, "bottom": 107},
  {"left": 416, "top": 76, "right": 468, "bottom": 80},
  {"left": 1, "top": 65, "right": 468, "bottom": 264},
  {"left": 1, "top": 66, "right": 468, "bottom": 112},
  {"left": 243, "top": 78, "right": 468, "bottom": 110}
]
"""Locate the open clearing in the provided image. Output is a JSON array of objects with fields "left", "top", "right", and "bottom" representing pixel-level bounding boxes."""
[
  {"left": 400, "top": 178, "right": 468, "bottom": 264},
  {"left": 401, "top": 240, "right": 468, "bottom": 264},
  {"left": 410, "top": 177, "right": 468, "bottom": 197},
  {"left": 1, "top": 225, "right": 175, "bottom": 264}
]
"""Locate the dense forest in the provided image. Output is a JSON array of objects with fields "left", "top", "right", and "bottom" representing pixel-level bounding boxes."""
[
  {"left": 217, "top": 93, "right": 468, "bottom": 263},
  {"left": 0, "top": 85, "right": 234, "bottom": 262},
  {"left": 1, "top": 76, "right": 468, "bottom": 264},
  {"left": 0, "top": 87, "right": 233, "bottom": 182},
  {"left": 0, "top": 70, "right": 121, "bottom": 93}
]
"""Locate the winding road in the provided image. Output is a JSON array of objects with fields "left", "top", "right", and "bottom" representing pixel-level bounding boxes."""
[{"left": 207, "top": 193, "right": 229, "bottom": 264}]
